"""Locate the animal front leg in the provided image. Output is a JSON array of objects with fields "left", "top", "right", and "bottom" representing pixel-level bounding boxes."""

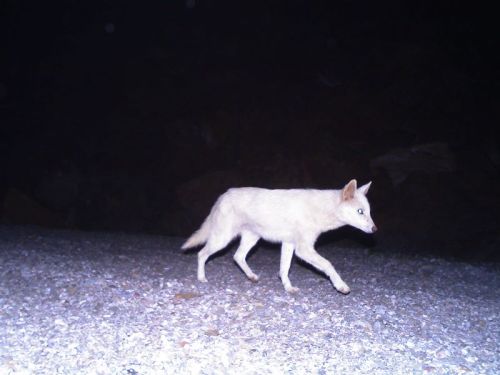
[
  {"left": 280, "top": 242, "right": 299, "bottom": 293},
  {"left": 295, "top": 245, "right": 350, "bottom": 294}
]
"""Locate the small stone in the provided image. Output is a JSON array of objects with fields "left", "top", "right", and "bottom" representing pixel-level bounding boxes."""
[
  {"left": 174, "top": 292, "right": 201, "bottom": 300},
  {"left": 205, "top": 329, "right": 220, "bottom": 337}
]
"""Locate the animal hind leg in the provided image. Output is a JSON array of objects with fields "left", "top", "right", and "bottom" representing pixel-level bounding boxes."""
[
  {"left": 197, "top": 232, "right": 234, "bottom": 283},
  {"left": 233, "top": 230, "right": 260, "bottom": 282}
]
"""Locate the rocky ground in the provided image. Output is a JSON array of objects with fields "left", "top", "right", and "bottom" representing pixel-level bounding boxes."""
[{"left": 0, "top": 225, "right": 499, "bottom": 374}]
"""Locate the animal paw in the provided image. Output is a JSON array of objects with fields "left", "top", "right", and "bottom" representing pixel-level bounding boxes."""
[
  {"left": 334, "top": 281, "right": 350, "bottom": 294},
  {"left": 248, "top": 274, "right": 260, "bottom": 282},
  {"left": 285, "top": 285, "right": 300, "bottom": 293},
  {"left": 198, "top": 275, "right": 208, "bottom": 283}
]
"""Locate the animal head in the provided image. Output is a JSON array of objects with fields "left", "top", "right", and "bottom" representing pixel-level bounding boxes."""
[{"left": 338, "top": 179, "right": 377, "bottom": 234}]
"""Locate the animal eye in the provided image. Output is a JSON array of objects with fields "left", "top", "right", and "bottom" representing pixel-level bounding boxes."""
[{"left": 357, "top": 208, "right": 364, "bottom": 215}]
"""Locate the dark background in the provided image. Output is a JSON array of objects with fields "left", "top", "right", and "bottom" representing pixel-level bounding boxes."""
[{"left": 1, "top": 1, "right": 498, "bottom": 261}]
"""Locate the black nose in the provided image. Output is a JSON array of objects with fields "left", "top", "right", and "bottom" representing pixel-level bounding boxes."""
[{"left": 372, "top": 225, "right": 378, "bottom": 233}]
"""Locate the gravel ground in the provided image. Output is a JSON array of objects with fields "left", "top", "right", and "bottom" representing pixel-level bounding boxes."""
[{"left": 0, "top": 225, "right": 499, "bottom": 374}]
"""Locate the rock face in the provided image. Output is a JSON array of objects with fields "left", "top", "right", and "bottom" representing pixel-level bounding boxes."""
[
  {"left": 370, "top": 143, "right": 456, "bottom": 186},
  {"left": 3, "top": 189, "right": 64, "bottom": 228},
  {"left": 2, "top": 134, "right": 498, "bottom": 261}
]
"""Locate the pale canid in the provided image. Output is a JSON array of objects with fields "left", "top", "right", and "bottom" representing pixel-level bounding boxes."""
[{"left": 181, "top": 179, "right": 377, "bottom": 294}]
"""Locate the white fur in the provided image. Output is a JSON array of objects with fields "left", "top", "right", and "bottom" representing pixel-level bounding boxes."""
[{"left": 181, "top": 179, "right": 377, "bottom": 294}]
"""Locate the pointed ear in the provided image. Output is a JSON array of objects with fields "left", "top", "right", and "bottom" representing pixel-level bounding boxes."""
[
  {"left": 342, "top": 179, "right": 357, "bottom": 201},
  {"left": 358, "top": 181, "right": 372, "bottom": 196}
]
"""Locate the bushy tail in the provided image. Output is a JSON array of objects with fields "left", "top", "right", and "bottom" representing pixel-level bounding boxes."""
[{"left": 181, "top": 216, "right": 211, "bottom": 250}]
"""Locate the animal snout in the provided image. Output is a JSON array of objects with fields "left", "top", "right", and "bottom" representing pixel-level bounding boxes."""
[{"left": 371, "top": 225, "right": 378, "bottom": 233}]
